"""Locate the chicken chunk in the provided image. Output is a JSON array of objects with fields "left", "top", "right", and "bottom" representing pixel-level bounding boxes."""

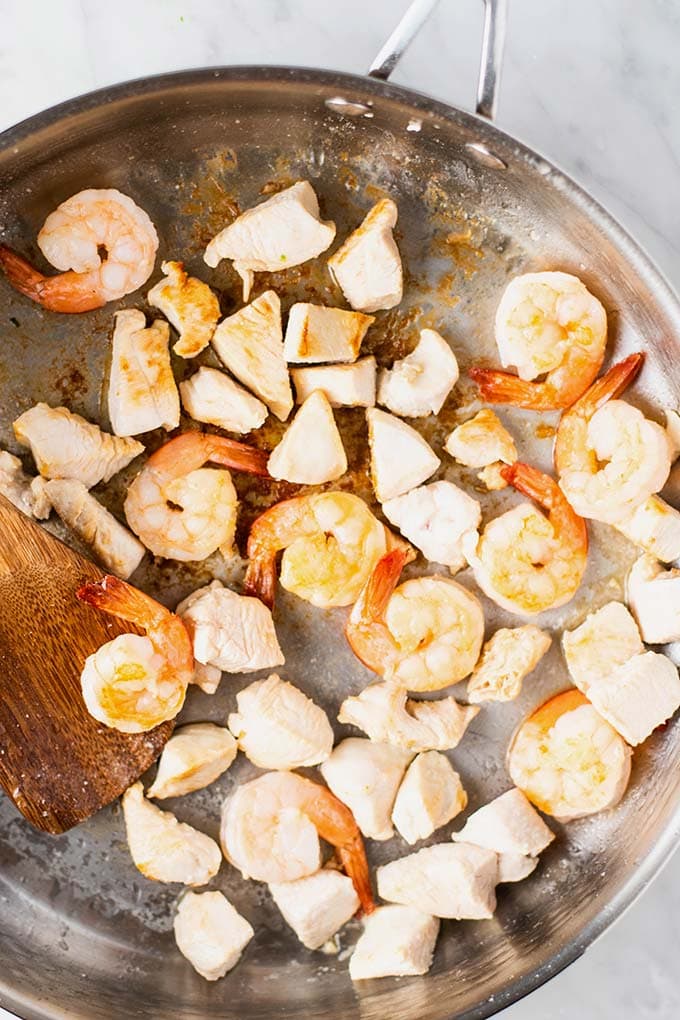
[
  {"left": 147, "top": 723, "right": 237, "bottom": 799},
  {"left": 497, "top": 854, "right": 539, "bottom": 883},
  {"left": 613, "top": 495, "right": 680, "bottom": 563},
  {"left": 176, "top": 580, "right": 284, "bottom": 673},
  {"left": 0, "top": 450, "right": 49, "bottom": 518},
  {"left": 283, "top": 303, "right": 374, "bottom": 364},
  {"left": 392, "top": 752, "right": 467, "bottom": 845},
  {"left": 338, "top": 682, "right": 479, "bottom": 752},
  {"left": 376, "top": 843, "right": 498, "bottom": 919},
  {"left": 444, "top": 409, "right": 517, "bottom": 468},
  {"left": 349, "top": 905, "right": 439, "bottom": 980},
  {"left": 291, "top": 357, "right": 376, "bottom": 408},
  {"left": 44, "top": 478, "right": 145, "bottom": 579},
  {"left": 367, "top": 408, "right": 440, "bottom": 502},
  {"left": 147, "top": 260, "right": 220, "bottom": 358},
  {"left": 174, "top": 891, "right": 254, "bottom": 981},
  {"left": 14, "top": 403, "right": 143, "bottom": 488},
  {"left": 580, "top": 651, "right": 680, "bottom": 746},
  {"left": 121, "top": 782, "right": 221, "bottom": 885},
  {"left": 477, "top": 462, "right": 509, "bottom": 491},
  {"left": 191, "top": 661, "right": 222, "bottom": 696},
  {"left": 627, "top": 554, "right": 680, "bottom": 644},
  {"left": 563, "top": 601, "right": 643, "bottom": 690},
  {"left": 319, "top": 738, "right": 412, "bottom": 841},
  {"left": 452, "top": 788, "right": 554, "bottom": 857},
  {"left": 269, "top": 869, "right": 359, "bottom": 950},
  {"left": 377, "top": 329, "right": 459, "bottom": 417},
  {"left": 179, "top": 366, "right": 267, "bottom": 434},
  {"left": 228, "top": 674, "right": 334, "bottom": 769},
  {"left": 328, "top": 198, "right": 403, "bottom": 313},
  {"left": 268, "top": 390, "right": 347, "bottom": 485},
  {"left": 467, "top": 626, "right": 551, "bottom": 704},
  {"left": 211, "top": 290, "right": 293, "bottom": 421},
  {"left": 382, "top": 480, "right": 481, "bottom": 573},
  {"left": 204, "top": 181, "right": 336, "bottom": 299},
  {"left": 666, "top": 409, "right": 680, "bottom": 459},
  {"left": 108, "top": 309, "right": 180, "bottom": 436}
]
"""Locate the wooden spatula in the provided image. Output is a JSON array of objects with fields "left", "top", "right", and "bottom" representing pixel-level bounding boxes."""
[{"left": 0, "top": 494, "right": 172, "bottom": 833}]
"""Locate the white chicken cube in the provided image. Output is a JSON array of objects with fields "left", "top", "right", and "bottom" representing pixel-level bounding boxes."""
[
  {"left": 349, "top": 905, "right": 439, "bottom": 980},
  {"left": 584, "top": 651, "right": 680, "bottom": 746},
  {"left": 191, "top": 660, "right": 222, "bottom": 695},
  {"left": 666, "top": 409, "right": 680, "bottom": 460},
  {"left": 228, "top": 673, "right": 334, "bottom": 769},
  {"left": 327, "top": 197, "right": 403, "bottom": 313},
  {"left": 108, "top": 309, "right": 180, "bottom": 436},
  {"left": 283, "top": 303, "right": 374, "bottom": 364},
  {"left": 377, "top": 329, "right": 459, "bottom": 417},
  {"left": 122, "top": 782, "right": 221, "bottom": 885},
  {"left": 452, "top": 788, "right": 554, "bottom": 857},
  {"left": 467, "top": 626, "right": 551, "bottom": 703},
  {"left": 627, "top": 554, "right": 680, "bottom": 644},
  {"left": 496, "top": 854, "right": 539, "bottom": 883},
  {"left": 444, "top": 408, "right": 517, "bottom": 468},
  {"left": 563, "top": 601, "right": 643, "bottom": 691},
  {"left": 376, "top": 842, "right": 498, "bottom": 919},
  {"left": 176, "top": 580, "right": 284, "bottom": 673},
  {"left": 147, "top": 260, "right": 220, "bottom": 358},
  {"left": 338, "top": 682, "right": 479, "bottom": 753},
  {"left": 211, "top": 290, "right": 293, "bottom": 421},
  {"left": 614, "top": 495, "right": 680, "bottom": 562},
  {"left": 291, "top": 357, "right": 376, "bottom": 408},
  {"left": 269, "top": 869, "right": 359, "bottom": 950},
  {"left": 147, "top": 723, "right": 237, "bottom": 799},
  {"left": 367, "top": 408, "right": 440, "bottom": 502},
  {"left": 179, "top": 366, "right": 267, "bottom": 434},
  {"left": 14, "top": 403, "right": 143, "bottom": 488},
  {"left": 267, "top": 390, "right": 347, "bottom": 485},
  {"left": 204, "top": 181, "right": 336, "bottom": 299},
  {"left": 382, "top": 480, "right": 481, "bottom": 573},
  {"left": 392, "top": 751, "right": 467, "bottom": 845},
  {"left": 477, "top": 462, "right": 510, "bottom": 491},
  {"left": 0, "top": 450, "right": 48, "bottom": 518},
  {"left": 319, "top": 738, "right": 412, "bottom": 841},
  {"left": 44, "top": 479, "right": 145, "bottom": 580},
  {"left": 174, "top": 891, "right": 253, "bottom": 981}
]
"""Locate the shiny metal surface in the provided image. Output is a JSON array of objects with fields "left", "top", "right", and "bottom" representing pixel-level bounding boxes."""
[
  {"left": 1, "top": 66, "right": 680, "bottom": 1020},
  {"left": 368, "top": 0, "right": 442, "bottom": 81},
  {"left": 476, "top": 0, "right": 507, "bottom": 120}
]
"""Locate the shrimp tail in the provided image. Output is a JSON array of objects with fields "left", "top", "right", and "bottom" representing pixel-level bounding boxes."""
[
  {"left": 469, "top": 367, "right": 545, "bottom": 407},
  {"left": 206, "top": 435, "right": 270, "bottom": 477},
  {"left": 571, "top": 352, "right": 644, "bottom": 415},
  {"left": 337, "top": 838, "right": 376, "bottom": 915},
  {"left": 345, "top": 549, "right": 407, "bottom": 675},
  {"left": 353, "top": 549, "right": 408, "bottom": 623},
  {"left": 501, "top": 462, "right": 563, "bottom": 508},
  {"left": 77, "top": 575, "right": 167, "bottom": 629},
  {"left": 243, "top": 555, "right": 277, "bottom": 609},
  {"left": 0, "top": 245, "right": 103, "bottom": 313}
]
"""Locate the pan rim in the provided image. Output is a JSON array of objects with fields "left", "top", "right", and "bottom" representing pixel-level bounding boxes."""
[{"left": 1, "top": 62, "right": 680, "bottom": 1020}]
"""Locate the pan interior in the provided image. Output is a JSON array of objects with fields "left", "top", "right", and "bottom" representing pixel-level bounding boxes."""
[{"left": 1, "top": 69, "right": 680, "bottom": 1020}]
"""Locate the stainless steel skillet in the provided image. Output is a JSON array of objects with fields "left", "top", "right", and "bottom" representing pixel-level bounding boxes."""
[{"left": 2, "top": 2, "right": 680, "bottom": 1018}]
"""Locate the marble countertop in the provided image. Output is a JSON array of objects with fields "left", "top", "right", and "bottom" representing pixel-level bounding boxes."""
[{"left": 1, "top": 0, "right": 679, "bottom": 1017}]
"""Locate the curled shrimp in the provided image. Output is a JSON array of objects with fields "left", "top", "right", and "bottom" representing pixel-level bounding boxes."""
[
  {"left": 470, "top": 271, "right": 608, "bottom": 410},
  {"left": 508, "top": 689, "right": 632, "bottom": 821},
  {"left": 345, "top": 549, "right": 484, "bottom": 692},
  {"left": 124, "top": 432, "right": 268, "bottom": 562},
  {"left": 220, "top": 770, "right": 374, "bottom": 914},
  {"left": 244, "top": 491, "right": 391, "bottom": 609},
  {"left": 464, "top": 462, "right": 588, "bottom": 615},
  {"left": 77, "top": 575, "right": 193, "bottom": 733},
  {"left": 555, "top": 353, "right": 672, "bottom": 523},
  {"left": 0, "top": 189, "right": 158, "bottom": 312}
]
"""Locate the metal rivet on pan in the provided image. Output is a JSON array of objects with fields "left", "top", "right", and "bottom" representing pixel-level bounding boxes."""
[
  {"left": 464, "top": 142, "right": 508, "bottom": 170},
  {"left": 325, "top": 96, "right": 374, "bottom": 117}
]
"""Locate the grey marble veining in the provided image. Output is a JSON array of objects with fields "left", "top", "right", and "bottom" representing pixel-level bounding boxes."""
[{"left": 1, "top": 1, "right": 679, "bottom": 1017}]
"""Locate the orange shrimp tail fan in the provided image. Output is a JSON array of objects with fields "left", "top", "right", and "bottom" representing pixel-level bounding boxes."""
[
  {"left": 0, "top": 245, "right": 103, "bottom": 313},
  {"left": 77, "top": 575, "right": 161, "bottom": 627}
]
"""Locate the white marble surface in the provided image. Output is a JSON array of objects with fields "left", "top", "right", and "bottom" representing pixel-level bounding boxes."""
[{"left": 1, "top": 0, "right": 680, "bottom": 1017}]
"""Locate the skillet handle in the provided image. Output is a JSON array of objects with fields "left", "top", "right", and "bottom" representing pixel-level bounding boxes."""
[{"left": 368, "top": 0, "right": 507, "bottom": 121}]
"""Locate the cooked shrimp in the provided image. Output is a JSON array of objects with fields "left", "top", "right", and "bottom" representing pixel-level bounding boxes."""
[
  {"left": 345, "top": 549, "right": 484, "bottom": 692},
  {"left": 125, "top": 432, "right": 268, "bottom": 562},
  {"left": 244, "top": 491, "right": 389, "bottom": 609},
  {"left": 507, "top": 690, "right": 632, "bottom": 821},
  {"left": 464, "top": 462, "right": 588, "bottom": 615},
  {"left": 77, "top": 575, "right": 193, "bottom": 732},
  {"left": 470, "top": 271, "right": 607, "bottom": 410},
  {"left": 220, "top": 771, "right": 374, "bottom": 914},
  {"left": 0, "top": 189, "right": 158, "bottom": 312},
  {"left": 555, "top": 354, "right": 672, "bottom": 523}
]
